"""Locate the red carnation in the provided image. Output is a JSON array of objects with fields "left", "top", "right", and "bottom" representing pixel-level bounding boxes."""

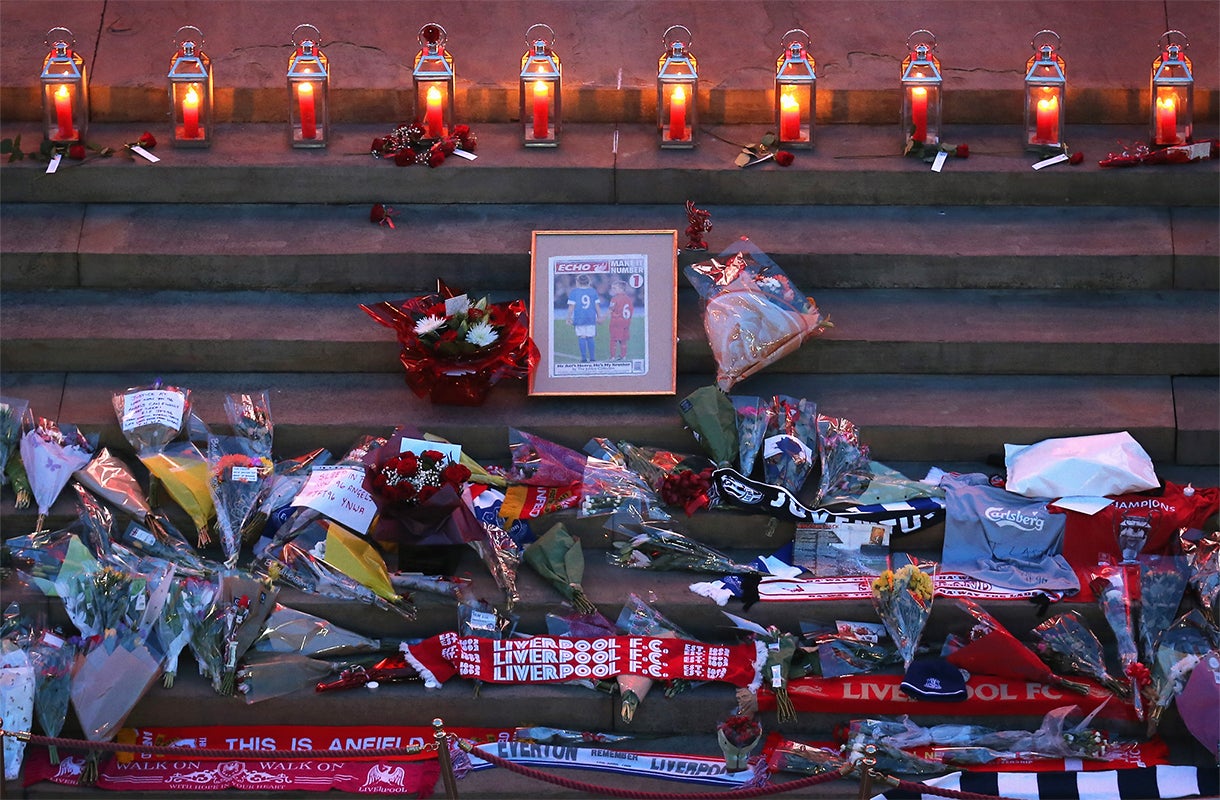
[
  {"left": 438, "top": 329, "right": 459, "bottom": 343},
  {"left": 774, "top": 150, "right": 795, "bottom": 167},
  {"left": 137, "top": 131, "right": 157, "bottom": 149},
  {"left": 954, "top": 143, "right": 969, "bottom": 159},
  {"left": 67, "top": 144, "right": 86, "bottom": 160},
  {"left": 394, "top": 148, "right": 415, "bottom": 166},
  {"left": 1068, "top": 151, "right": 1084, "bottom": 165}
]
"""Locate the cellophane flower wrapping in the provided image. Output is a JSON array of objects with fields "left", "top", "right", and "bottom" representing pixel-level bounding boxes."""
[
  {"left": 684, "top": 238, "right": 831, "bottom": 391},
  {"left": 579, "top": 446, "right": 663, "bottom": 519},
  {"left": 244, "top": 448, "right": 330, "bottom": 544},
  {"left": 717, "top": 714, "right": 763, "bottom": 772},
  {"left": 614, "top": 594, "right": 694, "bottom": 724},
  {"left": 321, "top": 522, "right": 416, "bottom": 619},
  {"left": 58, "top": 563, "right": 145, "bottom": 641},
  {"left": 29, "top": 630, "right": 76, "bottom": 763},
  {"left": 844, "top": 719, "right": 946, "bottom": 775},
  {"left": 0, "top": 645, "right": 35, "bottom": 780},
  {"left": 1181, "top": 528, "right": 1220, "bottom": 629},
  {"left": 141, "top": 440, "right": 215, "bottom": 547},
  {"left": 72, "top": 482, "right": 116, "bottom": 560},
  {"left": 361, "top": 282, "right": 538, "bottom": 406},
  {"left": 606, "top": 508, "right": 759, "bottom": 575},
  {"left": 214, "top": 572, "right": 279, "bottom": 697},
  {"left": 814, "top": 414, "right": 873, "bottom": 506},
  {"left": 111, "top": 382, "right": 190, "bottom": 455},
  {"left": 947, "top": 598, "right": 1090, "bottom": 695},
  {"left": 1139, "top": 555, "right": 1191, "bottom": 661},
  {"left": 871, "top": 564, "right": 934, "bottom": 669},
  {"left": 0, "top": 396, "right": 29, "bottom": 486},
  {"left": 208, "top": 436, "right": 273, "bottom": 569},
  {"left": 1090, "top": 564, "right": 1146, "bottom": 719},
  {"left": 524, "top": 523, "right": 596, "bottom": 614},
  {"left": 258, "top": 541, "right": 415, "bottom": 620},
  {"left": 224, "top": 391, "right": 274, "bottom": 459},
  {"left": 761, "top": 396, "right": 818, "bottom": 494},
  {"left": 159, "top": 575, "right": 215, "bottom": 688},
  {"left": 466, "top": 510, "right": 523, "bottom": 611},
  {"left": 679, "top": 386, "right": 739, "bottom": 467},
  {"left": 70, "top": 627, "right": 163, "bottom": 742},
  {"left": 506, "top": 428, "right": 586, "bottom": 487},
  {"left": 731, "top": 396, "right": 769, "bottom": 478},
  {"left": 1032, "top": 611, "right": 1129, "bottom": 697},
  {"left": 252, "top": 604, "right": 381, "bottom": 657},
  {"left": 1146, "top": 610, "right": 1219, "bottom": 735},
  {"left": 19, "top": 415, "right": 94, "bottom": 532},
  {"left": 237, "top": 651, "right": 339, "bottom": 704}
]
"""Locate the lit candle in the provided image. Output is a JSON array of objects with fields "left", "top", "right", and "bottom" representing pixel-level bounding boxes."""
[
  {"left": 911, "top": 86, "right": 928, "bottom": 142},
  {"left": 53, "top": 84, "right": 74, "bottom": 140},
  {"left": 669, "top": 85, "right": 687, "bottom": 141},
  {"left": 532, "top": 80, "right": 549, "bottom": 140},
  {"left": 1035, "top": 93, "right": 1058, "bottom": 143},
  {"left": 182, "top": 85, "right": 201, "bottom": 139},
  {"left": 425, "top": 85, "right": 443, "bottom": 137},
  {"left": 780, "top": 91, "right": 800, "bottom": 142},
  {"left": 298, "top": 81, "right": 317, "bottom": 140},
  {"left": 1156, "top": 94, "right": 1177, "bottom": 145}
]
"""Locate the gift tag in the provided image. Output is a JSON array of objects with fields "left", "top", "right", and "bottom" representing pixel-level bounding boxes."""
[
  {"left": 230, "top": 466, "right": 260, "bottom": 482},
  {"left": 770, "top": 663, "right": 784, "bottom": 687},
  {"left": 451, "top": 148, "right": 477, "bottom": 161},
  {"left": 1032, "top": 153, "right": 1069, "bottom": 170},
  {"left": 131, "top": 525, "right": 158, "bottom": 546},
  {"left": 121, "top": 389, "right": 187, "bottom": 432},
  {"left": 130, "top": 145, "right": 160, "bottom": 163},
  {"left": 469, "top": 610, "right": 498, "bottom": 632},
  {"left": 45, "top": 153, "right": 62, "bottom": 174},
  {"left": 931, "top": 150, "right": 948, "bottom": 172}
]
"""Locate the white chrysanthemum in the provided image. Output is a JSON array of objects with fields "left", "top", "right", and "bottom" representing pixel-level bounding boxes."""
[
  {"left": 465, "top": 320, "right": 499, "bottom": 347},
  {"left": 414, "top": 315, "right": 446, "bottom": 336}
]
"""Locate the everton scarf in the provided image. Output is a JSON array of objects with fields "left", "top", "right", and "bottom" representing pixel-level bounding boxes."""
[
  {"left": 878, "top": 766, "right": 1219, "bottom": 800},
  {"left": 712, "top": 468, "right": 944, "bottom": 535}
]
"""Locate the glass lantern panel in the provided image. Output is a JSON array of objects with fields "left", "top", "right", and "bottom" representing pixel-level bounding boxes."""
[
  {"left": 659, "top": 81, "right": 695, "bottom": 147},
  {"left": 775, "top": 82, "right": 813, "bottom": 147},
  {"left": 1026, "top": 85, "right": 1063, "bottom": 148},
  {"left": 170, "top": 80, "right": 210, "bottom": 145}
]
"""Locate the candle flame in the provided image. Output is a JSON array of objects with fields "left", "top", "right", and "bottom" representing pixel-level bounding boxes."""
[
  {"left": 672, "top": 85, "right": 685, "bottom": 103},
  {"left": 1156, "top": 95, "right": 1176, "bottom": 111},
  {"left": 299, "top": 81, "right": 314, "bottom": 97},
  {"left": 427, "top": 85, "right": 442, "bottom": 102},
  {"left": 533, "top": 80, "right": 549, "bottom": 98},
  {"left": 55, "top": 84, "right": 70, "bottom": 100},
  {"left": 1037, "top": 96, "right": 1058, "bottom": 113},
  {"left": 184, "top": 86, "right": 200, "bottom": 105},
  {"left": 780, "top": 92, "right": 799, "bottom": 112},
  {"left": 912, "top": 86, "right": 927, "bottom": 99}
]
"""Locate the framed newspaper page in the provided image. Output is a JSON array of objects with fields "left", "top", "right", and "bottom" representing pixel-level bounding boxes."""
[{"left": 529, "top": 230, "right": 678, "bottom": 396}]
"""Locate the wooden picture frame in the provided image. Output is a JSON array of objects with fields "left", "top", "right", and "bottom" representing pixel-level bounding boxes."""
[{"left": 528, "top": 230, "right": 678, "bottom": 396}]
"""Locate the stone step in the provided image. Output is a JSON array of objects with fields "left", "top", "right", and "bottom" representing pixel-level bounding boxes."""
[
  {"left": 3, "top": 203, "right": 1217, "bottom": 293},
  {"left": 1, "top": 0, "right": 1216, "bottom": 126},
  {"left": 2, "top": 288, "right": 1215, "bottom": 379},
  {"left": 1, "top": 123, "right": 1217, "bottom": 207},
  {"left": 2, "top": 370, "right": 1212, "bottom": 470}
]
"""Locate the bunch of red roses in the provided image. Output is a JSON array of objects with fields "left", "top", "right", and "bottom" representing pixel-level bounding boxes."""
[
  {"left": 370, "top": 121, "right": 477, "bottom": 168},
  {"left": 370, "top": 449, "right": 471, "bottom": 506}
]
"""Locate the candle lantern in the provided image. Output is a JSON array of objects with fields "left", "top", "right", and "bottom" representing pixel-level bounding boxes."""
[
  {"left": 413, "top": 23, "right": 455, "bottom": 138},
  {"left": 287, "top": 24, "right": 329, "bottom": 148},
  {"left": 40, "top": 28, "right": 88, "bottom": 144},
  {"left": 657, "top": 25, "right": 697, "bottom": 148},
  {"left": 900, "top": 30, "right": 942, "bottom": 146},
  {"left": 1150, "top": 30, "right": 1193, "bottom": 147},
  {"left": 773, "top": 29, "right": 816, "bottom": 149},
  {"left": 520, "top": 24, "right": 561, "bottom": 147},
  {"left": 1023, "top": 30, "right": 1066, "bottom": 151},
  {"left": 168, "top": 26, "right": 213, "bottom": 147}
]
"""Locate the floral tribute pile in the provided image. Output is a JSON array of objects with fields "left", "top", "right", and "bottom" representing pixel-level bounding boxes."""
[
  {"left": 370, "top": 121, "right": 477, "bottom": 168},
  {"left": 361, "top": 280, "right": 538, "bottom": 406}
]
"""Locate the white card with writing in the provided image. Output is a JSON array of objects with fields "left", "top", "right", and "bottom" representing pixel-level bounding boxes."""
[
  {"left": 46, "top": 153, "right": 62, "bottom": 174},
  {"left": 121, "top": 390, "right": 186, "bottom": 432},
  {"left": 1032, "top": 153, "right": 1069, "bottom": 170},
  {"left": 292, "top": 465, "right": 377, "bottom": 533},
  {"left": 931, "top": 150, "right": 948, "bottom": 172},
  {"left": 130, "top": 145, "right": 160, "bottom": 163},
  {"left": 399, "top": 436, "right": 462, "bottom": 463}
]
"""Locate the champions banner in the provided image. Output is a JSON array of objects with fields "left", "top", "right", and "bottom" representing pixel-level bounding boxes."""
[
  {"left": 713, "top": 468, "right": 945, "bottom": 535},
  {"left": 403, "top": 634, "right": 764, "bottom": 689},
  {"left": 763, "top": 675, "right": 1139, "bottom": 722}
]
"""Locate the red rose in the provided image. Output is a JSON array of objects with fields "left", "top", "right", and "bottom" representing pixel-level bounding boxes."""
[
  {"left": 394, "top": 148, "right": 415, "bottom": 166},
  {"left": 774, "top": 150, "right": 795, "bottom": 167},
  {"left": 453, "top": 124, "right": 470, "bottom": 138},
  {"left": 370, "top": 203, "right": 388, "bottom": 223},
  {"left": 459, "top": 132, "right": 477, "bottom": 153},
  {"left": 954, "top": 143, "right": 969, "bottom": 158},
  {"left": 466, "top": 307, "right": 484, "bottom": 322},
  {"left": 421, "top": 450, "right": 445, "bottom": 462},
  {"left": 442, "top": 463, "right": 472, "bottom": 486},
  {"left": 137, "top": 131, "right": 157, "bottom": 149},
  {"left": 438, "top": 329, "right": 459, "bottom": 343},
  {"left": 417, "top": 485, "right": 439, "bottom": 504},
  {"left": 427, "top": 149, "right": 446, "bottom": 168},
  {"left": 439, "top": 137, "right": 457, "bottom": 155},
  {"left": 67, "top": 144, "right": 86, "bottom": 160},
  {"left": 371, "top": 137, "right": 387, "bottom": 153},
  {"left": 1068, "top": 151, "right": 1084, "bottom": 165}
]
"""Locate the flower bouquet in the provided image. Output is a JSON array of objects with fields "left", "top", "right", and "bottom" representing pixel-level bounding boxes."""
[
  {"left": 142, "top": 440, "right": 215, "bottom": 547},
  {"left": 321, "top": 522, "right": 416, "bottom": 619},
  {"left": 1031, "top": 611, "right": 1129, "bottom": 697},
  {"left": 1145, "top": 610, "right": 1219, "bottom": 735},
  {"left": 237, "top": 651, "right": 342, "bottom": 704},
  {"left": 361, "top": 281, "right": 537, "bottom": 405},
  {"left": 1090, "top": 564, "right": 1148, "bottom": 719},
  {"left": 258, "top": 541, "right": 415, "bottom": 620},
  {"left": 947, "top": 599, "right": 1091, "bottom": 695},
  {"left": 28, "top": 630, "right": 76, "bottom": 764},
  {"left": 684, "top": 238, "right": 831, "bottom": 390},
  {"left": 1181, "top": 528, "right": 1220, "bottom": 628},
  {"left": 761, "top": 395, "right": 818, "bottom": 494},
  {"left": 870, "top": 564, "right": 934, "bottom": 669},
  {"left": 242, "top": 448, "right": 330, "bottom": 543},
  {"left": 524, "top": 523, "right": 596, "bottom": 614},
  {"left": 1139, "top": 555, "right": 1191, "bottom": 662},
  {"left": 253, "top": 604, "right": 382, "bottom": 657},
  {"left": 717, "top": 714, "right": 763, "bottom": 772},
  {"left": 606, "top": 509, "right": 759, "bottom": 575},
  {"left": 732, "top": 395, "right": 770, "bottom": 478},
  {"left": 207, "top": 437, "right": 273, "bottom": 568},
  {"left": 760, "top": 627, "right": 799, "bottom": 723},
  {"left": 678, "top": 385, "right": 739, "bottom": 467},
  {"left": 0, "top": 646, "right": 35, "bottom": 781},
  {"left": 19, "top": 414, "right": 94, "bottom": 532},
  {"left": 506, "top": 428, "right": 587, "bottom": 487},
  {"left": 223, "top": 390, "right": 274, "bottom": 459},
  {"left": 813, "top": 414, "right": 872, "bottom": 506},
  {"left": 615, "top": 594, "right": 695, "bottom": 723},
  {"left": 158, "top": 575, "right": 216, "bottom": 688},
  {"left": 0, "top": 396, "right": 28, "bottom": 488}
]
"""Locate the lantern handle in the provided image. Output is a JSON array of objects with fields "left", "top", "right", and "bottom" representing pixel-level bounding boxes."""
[
  {"left": 418, "top": 22, "right": 448, "bottom": 49},
  {"left": 906, "top": 29, "right": 937, "bottom": 53},
  {"left": 44, "top": 27, "right": 75, "bottom": 48},
  {"left": 780, "top": 29, "right": 811, "bottom": 50},
  {"left": 662, "top": 25, "right": 693, "bottom": 49},
  {"left": 292, "top": 24, "right": 322, "bottom": 48},
  {"left": 1157, "top": 30, "right": 1188, "bottom": 52},
  {"left": 174, "top": 25, "right": 205, "bottom": 48},
  {"left": 1030, "top": 29, "right": 1061, "bottom": 54},
  {"left": 525, "top": 23, "right": 556, "bottom": 49}
]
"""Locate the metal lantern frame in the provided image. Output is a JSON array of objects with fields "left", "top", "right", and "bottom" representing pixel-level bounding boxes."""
[
  {"left": 657, "top": 25, "right": 697, "bottom": 149},
  {"left": 413, "top": 22, "right": 455, "bottom": 138},
  {"left": 288, "top": 23, "right": 329, "bottom": 148},
  {"left": 40, "top": 27, "right": 88, "bottom": 144},
  {"left": 1150, "top": 30, "right": 1193, "bottom": 147},
  {"left": 1023, "top": 30, "right": 1066, "bottom": 151},
  {"left": 520, "top": 23, "right": 561, "bottom": 147},
  {"left": 901, "top": 29, "right": 943, "bottom": 147},
  {"left": 774, "top": 29, "right": 815, "bottom": 149},
  {"left": 168, "top": 25, "right": 213, "bottom": 148}
]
